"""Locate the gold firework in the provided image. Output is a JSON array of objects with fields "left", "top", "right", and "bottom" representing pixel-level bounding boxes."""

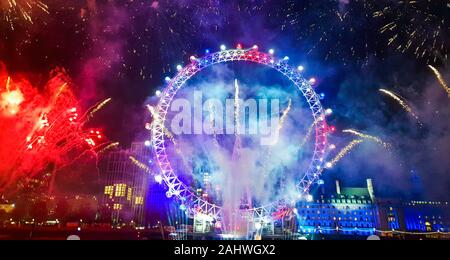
[
  {"left": 1, "top": 0, "right": 49, "bottom": 29},
  {"left": 300, "top": 116, "right": 324, "bottom": 149},
  {"left": 428, "top": 65, "right": 450, "bottom": 98},
  {"left": 326, "top": 139, "right": 364, "bottom": 169},
  {"left": 379, "top": 88, "right": 422, "bottom": 125},
  {"left": 129, "top": 156, "right": 153, "bottom": 174},
  {"left": 87, "top": 98, "right": 112, "bottom": 119},
  {"left": 374, "top": 0, "right": 449, "bottom": 63},
  {"left": 343, "top": 129, "right": 391, "bottom": 150},
  {"left": 98, "top": 142, "right": 119, "bottom": 155}
]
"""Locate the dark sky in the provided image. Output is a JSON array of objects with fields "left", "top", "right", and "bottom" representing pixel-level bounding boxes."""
[{"left": 0, "top": 0, "right": 449, "bottom": 200}]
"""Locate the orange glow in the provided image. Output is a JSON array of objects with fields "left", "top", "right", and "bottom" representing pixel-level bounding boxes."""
[{"left": 1, "top": 88, "right": 24, "bottom": 115}]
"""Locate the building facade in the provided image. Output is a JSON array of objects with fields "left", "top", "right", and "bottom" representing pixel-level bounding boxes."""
[
  {"left": 286, "top": 179, "right": 450, "bottom": 238},
  {"left": 101, "top": 142, "right": 150, "bottom": 227},
  {"left": 377, "top": 199, "right": 450, "bottom": 232},
  {"left": 293, "top": 179, "right": 377, "bottom": 237}
]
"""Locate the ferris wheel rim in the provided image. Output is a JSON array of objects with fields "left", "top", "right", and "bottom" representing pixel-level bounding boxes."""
[{"left": 151, "top": 46, "right": 328, "bottom": 220}]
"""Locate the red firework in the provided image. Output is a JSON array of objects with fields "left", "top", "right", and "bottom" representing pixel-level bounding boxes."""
[{"left": 0, "top": 63, "right": 113, "bottom": 192}]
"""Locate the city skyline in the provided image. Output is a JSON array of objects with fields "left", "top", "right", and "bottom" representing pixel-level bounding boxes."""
[{"left": 1, "top": 0, "right": 449, "bottom": 241}]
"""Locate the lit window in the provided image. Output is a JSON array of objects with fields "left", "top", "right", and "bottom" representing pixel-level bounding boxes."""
[
  {"left": 115, "top": 184, "right": 127, "bottom": 197},
  {"left": 104, "top": 186, "right": 114, "bottom": 198},
  {"left": 127, "top": 188, "right": 133, "bottom": 201},
  {"left": 135, "top": 196, "right": 144, "bottom": 205},
  {"left": 113, "top": 204, "right": 122, "bottom": 210}
]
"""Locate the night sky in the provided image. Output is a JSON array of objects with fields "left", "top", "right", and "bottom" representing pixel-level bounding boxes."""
[{"left": 1, "top": 0, "right": 449, "bottom": 200}]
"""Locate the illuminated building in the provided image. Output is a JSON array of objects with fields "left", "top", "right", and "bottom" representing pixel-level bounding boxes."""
[
  {"left": 290, "top": 179, "right": 450, "bottom": 238},
  {"left": 378, "top": 200, "right": 450, "bottom": 232},
  {"left": 294, "top": 179, "right": 377, "bottom": 237},
  {"left": 404, "top": 201, "right": 449, "bottom": 232},
  {"left": 375, "top": 199, "right": 404, "bottom": 231},
  {"left": 101, "top": 142, "right": 150, "bottom": 227}
]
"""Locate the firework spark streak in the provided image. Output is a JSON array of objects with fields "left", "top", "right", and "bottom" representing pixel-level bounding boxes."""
[
  {"left": 326, "top": 139, "right": 364, "bottom": 169},
  {"left": 428, "top": 65, "right": 450, "bottom": 97},
  {"left": 86, "top": 98, "right": 112, "bottom": 121},
  {"left": 129, "top": 156, "right": 153, "bottom": 175},
  {"left": 278, "top": 99, "right": 292, "bottom": 132},
  {"left": 263, "top": 99, "right": 293, "bottom": 171},
  {"left": 98, "top": 142, "right": 119, "bottom": 155},
  {"left": 1, "top": 0, "right": 49, "bottom": 29},
  {"left": 343, "top": 129, "right": 391, "bottom": 150},
  {"left": 234, "top": 79, "right": 240, "bottom": 137},
  {"left": 299, "top": 116, "right": 324, "bottom": 149},
  {"left": 207, "top": 101, "right": 220, "bottom": 148},
  {"left": 232, "top": 78, "right": 242, "bottom": 161},
  {"left": 379, "top": 88, "right": 423, "bottom": 126}
]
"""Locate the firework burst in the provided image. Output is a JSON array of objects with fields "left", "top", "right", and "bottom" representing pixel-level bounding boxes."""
[
  {"left": 1, "top": 0, "right": 49, "bottom": 29},
  {"left": 281, "top": 0, "right": 378, "bottom": 65},
  {"left": 374, "top": 0, "right": 450, "bottom": 63},
  {"left": 0, "top": 65, "right": 113, "bottom": 191}
]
